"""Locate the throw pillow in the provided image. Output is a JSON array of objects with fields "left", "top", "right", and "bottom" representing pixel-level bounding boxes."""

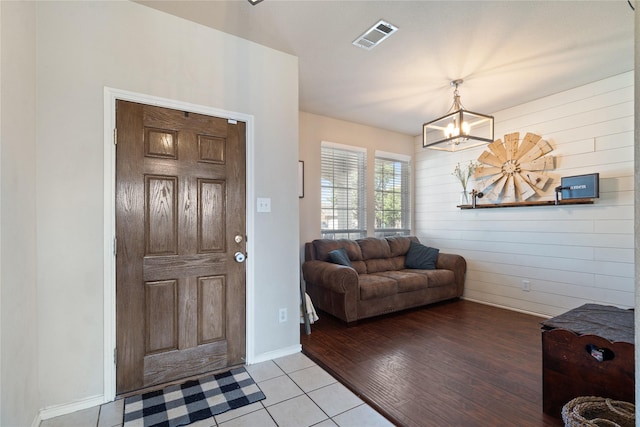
[
  {"left": 405, "top": 241, "right": 439, "bottom": 270},
  {"left": 328, "top": 247, "right": 353, "bottom": 267}
]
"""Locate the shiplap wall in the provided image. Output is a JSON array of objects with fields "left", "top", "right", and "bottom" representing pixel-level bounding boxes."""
[{"left": 414, "top": 71, "right": 633, "bottom": 318}]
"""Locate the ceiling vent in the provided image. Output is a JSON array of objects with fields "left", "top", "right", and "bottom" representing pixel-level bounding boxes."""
[{"left": 352, "top": 20, "right": 398, "bottom": 50}]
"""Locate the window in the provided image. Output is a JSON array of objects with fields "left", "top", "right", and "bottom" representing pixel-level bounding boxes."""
[
  {"left": 374, "top": 153, "right": 410, "bottom": 237},
  {"left": 321, "top": 142, "right": 366, "bottom": 239}
]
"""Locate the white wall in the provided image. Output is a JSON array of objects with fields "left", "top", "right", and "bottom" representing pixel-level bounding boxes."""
[
  {"left": 299, "top": 111, "right": 415, "bottom": 250},
  {"left": 0, "top": 2, "right": 40, "bottom": 426},
  {"left": 415, "top": 72, "right": 634, "bottom": 318},
  {"left": 0, "top": 0, "right": 300, "bottom": 421},
  {"left": 0, "top": 0, "right": 635, "bottom": 422}
]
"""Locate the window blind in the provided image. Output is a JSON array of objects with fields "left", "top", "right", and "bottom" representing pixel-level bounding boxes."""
[
  {"left": 321, "top": 144, "right": 366, "bottom": 240},
  {"left": 374, "top": 156, "right": 410, "bottom": 237}
]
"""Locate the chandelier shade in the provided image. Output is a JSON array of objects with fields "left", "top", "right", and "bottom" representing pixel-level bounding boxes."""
[{"left": 423, "top": 80, "right": 494, "bottom": 152}]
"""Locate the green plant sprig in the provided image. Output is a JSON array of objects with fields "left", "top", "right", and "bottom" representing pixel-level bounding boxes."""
[{"left": 452, "top": 160, "right": 478, "bottom": 191}]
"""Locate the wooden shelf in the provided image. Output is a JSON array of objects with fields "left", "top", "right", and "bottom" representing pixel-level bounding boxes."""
[{"left": 458, "top": 198, "right": 595, "bottom": 209}]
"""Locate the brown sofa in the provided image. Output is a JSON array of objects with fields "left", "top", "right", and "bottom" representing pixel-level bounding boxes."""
[{"left": 302, "top": 236, "right": 466, "bottom": 323}]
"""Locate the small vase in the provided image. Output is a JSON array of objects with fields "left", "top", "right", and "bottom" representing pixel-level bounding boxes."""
[{"left": 459, "top": 190, "right": 470, "bottom": 206}]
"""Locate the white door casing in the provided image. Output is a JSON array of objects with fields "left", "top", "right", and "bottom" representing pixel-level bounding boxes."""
[{"left": 103, "top": 87, "right": 256, "bottom": 401}]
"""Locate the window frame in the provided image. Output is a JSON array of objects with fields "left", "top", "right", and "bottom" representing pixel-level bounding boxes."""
[
  {"left": 374, "top": 151, "right": 411, "bottom": 237},
  {"left": 320, "top": 142, "right": 367, "bottom": 240}
]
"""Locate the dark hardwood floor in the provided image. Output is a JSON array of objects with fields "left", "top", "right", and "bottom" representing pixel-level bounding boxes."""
[{"left": 300, "top": 299, "right": 564, "bottom": 427}]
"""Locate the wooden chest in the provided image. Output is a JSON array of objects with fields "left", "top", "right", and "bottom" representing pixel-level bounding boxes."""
[{"left": 541, "top": 303, "right": 634, "bottom": 418}]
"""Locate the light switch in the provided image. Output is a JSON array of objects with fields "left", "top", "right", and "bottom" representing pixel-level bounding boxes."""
[{"left": 257, "top": 197, "right": 271, "bottom": 212}]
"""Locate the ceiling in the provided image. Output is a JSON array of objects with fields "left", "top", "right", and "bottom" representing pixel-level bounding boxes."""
[{"left": 138, "top": 0, "right": 634, "bottom": 136}]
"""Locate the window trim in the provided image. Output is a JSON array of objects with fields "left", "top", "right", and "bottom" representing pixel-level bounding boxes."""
[
  {"left": 320, "top": 141, "right": 367, "bottom": 240},
  {"left": 375, "top": 150, "right": 411, "bottom": 163},
  {"left": 374, "top": 152, "right": 411, "bottom": 237}
]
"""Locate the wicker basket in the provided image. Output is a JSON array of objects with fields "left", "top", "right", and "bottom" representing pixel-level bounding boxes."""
[{"left": 562, "top": 396, "right": 635, "bottom": 427}]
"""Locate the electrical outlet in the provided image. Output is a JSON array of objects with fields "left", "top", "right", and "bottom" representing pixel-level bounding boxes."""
[
  {"left": 279, "top": 308, "right": 287, "bottom": 323},
  {"left": 522, "top": 280, "right": 531, "bottom": 292},
  {"left": 257, "top": 197, "right": 271, "bottom": 213}
]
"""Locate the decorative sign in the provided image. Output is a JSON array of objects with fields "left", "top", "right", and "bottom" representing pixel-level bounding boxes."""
[
  {"left": 474, "top": 132, "right": 555, "bottom": 202},
  {"left": 559, "top": 173, "right": 599, "bottom": 199}
]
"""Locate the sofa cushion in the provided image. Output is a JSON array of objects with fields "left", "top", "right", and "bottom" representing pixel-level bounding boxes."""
[
  {"left": 386, "top": 236, "right": 415, "bottom": 257},
  {"left": 350, "top": 260, "right": 367, "bottom": 274},
  {"left": 427, "top": 269, "right": 455, "bottom": 287},
  {"left": 359, "top": 274, "right": 397, "bottom": 300},
  {"left": 405, "top": 241, "right": 439, "bottom": 270},
  {"left": 373, "top": 271, "right": 428, "bottom": 293},
  {"left": 357, "top": 237, "right": 391, "bottom": 260},
  {"left": 365, "top": 258, "right": 396, "bottom": 274},
  {"left": 313, "top": 239, "right": 366, "bottom": 273},
  {"left": 404, "top": 269, "right": 455, "bottom": 288},
  {"left": 365, "top": 257, "right": 407, "bottom": 273},
  {"left": 313, "top": 239, "right": 363, "bottom": 261},
  {"left": 328, "top": 248, "right": 353, "bottom": 267}
]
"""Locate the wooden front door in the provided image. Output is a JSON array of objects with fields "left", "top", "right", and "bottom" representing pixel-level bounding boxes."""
[{"left": 115, "top": 100, "right": 246, "bottom": 394}]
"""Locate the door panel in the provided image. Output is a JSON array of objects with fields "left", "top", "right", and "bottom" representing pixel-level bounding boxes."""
[
  {"left": 145, "top": 280, "right": 178, "bottom": 354},
  {"left": 198, "top": 276, "right": 226, "bottom": 344},
  {"left": 116, "top": 100, "right": 246, "bottom": 394},
  {"left": 199, "top": 179, "right": 225, "bottom": 252},
  {"left": 146, "top": 175, "right": 178, "bottom": 255}
]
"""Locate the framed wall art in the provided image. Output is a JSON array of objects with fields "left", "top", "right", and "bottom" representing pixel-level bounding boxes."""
[{"left": 298, "top": 160, "right": 304, "bottom": 198}]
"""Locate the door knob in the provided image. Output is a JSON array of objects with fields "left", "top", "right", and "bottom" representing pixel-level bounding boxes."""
[{"left": 234, "top": 252, "right": 246, "bottom": 263}]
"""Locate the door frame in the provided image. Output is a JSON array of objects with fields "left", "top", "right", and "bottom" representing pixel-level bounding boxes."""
[{"left": 102, "top": 87, "right": 255, "bottom": 402}]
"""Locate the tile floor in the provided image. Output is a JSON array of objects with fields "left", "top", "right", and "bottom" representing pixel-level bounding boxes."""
[{"left": 40, "top": 353, "right": 394, "bottom": 427}]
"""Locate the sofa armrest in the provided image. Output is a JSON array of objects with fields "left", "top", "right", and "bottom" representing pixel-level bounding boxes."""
[
  {"left": 436, "top": 253, "right": 467, "bottom": 296},
  {"left": 302, "top": 260, "right": 359, "bottom": 294}
]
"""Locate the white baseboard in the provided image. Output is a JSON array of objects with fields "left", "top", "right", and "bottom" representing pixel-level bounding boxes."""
[
  {"left": 38, "top": 394, "right": 106, "bottom": 422},
  {"left": 461, "top": 296, "right": 551, "bottom": 319},
  {"left": 31, "top": 412, "right": 42, "bottom": 427},
  {"left": 34, "top": 343, "right": 300, "bottom": 424},
  {"left": 249, "top": 344, "right": 302, "bottom": 365},
  {"left": 34, "top": 343, "right": 301, "bottom": 425}
]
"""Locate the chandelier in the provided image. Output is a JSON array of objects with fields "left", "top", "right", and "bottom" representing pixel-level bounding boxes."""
[{"left": 423, "top": 79, "right": 494, "bottom": 152}]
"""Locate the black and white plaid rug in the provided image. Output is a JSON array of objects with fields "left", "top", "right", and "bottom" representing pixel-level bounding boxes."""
[{"left": 123, "top": 367, "right": 265, "bottom": 427}]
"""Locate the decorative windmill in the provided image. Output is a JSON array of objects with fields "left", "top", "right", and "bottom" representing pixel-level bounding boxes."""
[{"left": 474, "top": 132, "right": 554, "bottom": 202}]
